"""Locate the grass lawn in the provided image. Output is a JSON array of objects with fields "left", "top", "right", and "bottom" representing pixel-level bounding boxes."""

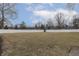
[{"left": 2, "top": 32, "right": 79, "bottom": 56}]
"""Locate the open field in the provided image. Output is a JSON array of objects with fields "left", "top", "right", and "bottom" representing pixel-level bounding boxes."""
[{"left": 1, "top": 32, "right": 79, "bottom": 56}]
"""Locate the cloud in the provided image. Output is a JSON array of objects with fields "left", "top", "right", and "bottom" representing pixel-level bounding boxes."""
[
  {"left": 33, "top": 10, "right": 56, "bottom": 25},
  {"left": 26, "top": 3, "right": 54, "bottom": 12},
  {"left": 33, "top": 8, "right": 78, "bottom": 17},
  {"left": 32, "top": 8, "right": 79, "bottom": 25},
  {"left": 25, "top": 4, "right": 79, "bottom": 25},
  {"left": 33, "top": 10, "right": 52, "bottom": 17},
  {"left": 26, "top": 4, "right": 45, "bottom": 11}
]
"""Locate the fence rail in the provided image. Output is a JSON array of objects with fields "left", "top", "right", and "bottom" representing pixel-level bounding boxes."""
[{"left": 0, "top": 29, "right": 79, "bottom": 33}]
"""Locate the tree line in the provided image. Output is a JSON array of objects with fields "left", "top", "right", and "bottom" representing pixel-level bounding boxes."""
[
  {"left": 2, "top": 15, "right": 79, "bottom": 30},
  {"left": 35, "top": 13, "right": 79, "bottom": 30},
  {"left": 0, "top": 3, "right": 79, "bottom": 30}
]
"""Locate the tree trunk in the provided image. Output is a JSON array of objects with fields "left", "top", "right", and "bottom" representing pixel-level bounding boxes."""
[
  {"left": 1, "top": 3, "right": 4, "bottom": 29},
  {"left": 44, "top": 26, "right": 46, "bottom": 32}
]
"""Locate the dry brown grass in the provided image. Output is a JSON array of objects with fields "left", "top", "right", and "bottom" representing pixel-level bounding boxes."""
[{"left": 1, "top": 32, "right": 79, "bottom": 56}]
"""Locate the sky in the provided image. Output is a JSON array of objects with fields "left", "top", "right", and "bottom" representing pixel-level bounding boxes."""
[{"left": 12, "top": 3, "right": 79, "bottom": 26}]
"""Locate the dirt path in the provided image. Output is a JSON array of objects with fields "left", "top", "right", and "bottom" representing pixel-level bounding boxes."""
[{"left": 69, "top": 46, "right": 79, "bottom": 56}]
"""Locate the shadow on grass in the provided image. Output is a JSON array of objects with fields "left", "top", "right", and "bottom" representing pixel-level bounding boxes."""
[{"left": 0, "top": 35, "right": 3, "bottom": 56}]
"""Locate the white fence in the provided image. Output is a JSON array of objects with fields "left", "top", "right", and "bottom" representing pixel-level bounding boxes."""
[{"left": 0, "top": 29, "right": 79, "bottom": 33}]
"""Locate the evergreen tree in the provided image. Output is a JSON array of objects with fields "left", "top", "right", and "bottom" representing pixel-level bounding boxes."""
[{"left": 20, "top": 21, "right": 26, "bottom": 29}]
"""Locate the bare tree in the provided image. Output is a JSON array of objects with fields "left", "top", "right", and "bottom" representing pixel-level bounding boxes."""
[
  {"left": 14, "top": 24, "right": 18, "bottom": 29},
  {"left": 66, "top": 3, "right": 77, "bottom": 29},
  {"left": 0, "top": 3, "right": 17, "bottom": 29},
  {"left": 35, "top": 21, "right": 42, "bottom": 29},
  {"left": 55, "top": 12, "right": 65, "bottom": 29},
  {"left": 72, "top": 15, "right": 79, "bottom": 29},
  {"left": 47, "top": 18, "right": 54, "bottom": 29},
  {"left": 20, "top": 21, "right": 27, "bottom": 29}
]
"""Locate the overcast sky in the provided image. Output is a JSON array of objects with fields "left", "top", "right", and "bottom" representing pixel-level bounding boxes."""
[{"left": 12, "top": 3, "right": 79, "bottom": 26}]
